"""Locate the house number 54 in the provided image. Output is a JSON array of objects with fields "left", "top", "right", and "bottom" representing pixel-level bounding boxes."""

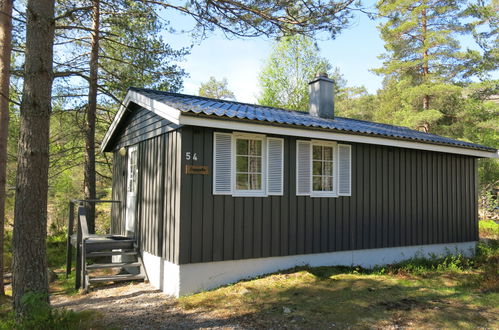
[{"left": 185, "top": 152, "right": 198, "bottom": 161}]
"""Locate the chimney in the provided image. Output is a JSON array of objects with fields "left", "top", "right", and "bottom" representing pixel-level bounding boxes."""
[{"left": 308, "top": 72, "right": 335, "bottom": 119}]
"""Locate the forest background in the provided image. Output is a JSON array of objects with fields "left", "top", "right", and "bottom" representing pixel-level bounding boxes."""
[{"left": 0, "top": 0, "right": 497, "bottom": 312}]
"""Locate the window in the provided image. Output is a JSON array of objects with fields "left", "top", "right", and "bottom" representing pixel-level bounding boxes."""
[
  {"left": 127, "top": 147, "right": 138, "bottom": 193},
  {"left": 312, "top": 144, "right": 334, "bottom": 192},
  {"left": 213, "top": 132, "right": 283, "bottom": 196},
  {"left": 235, "top": 138, "right": 263, "bottom": 191},
  {"left": 297, "top": 140, "right": 351, "bottom": 197}
]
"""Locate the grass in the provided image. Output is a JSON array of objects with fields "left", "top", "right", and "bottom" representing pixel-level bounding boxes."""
[
  {"left": 479, "top": 219, "right": 499, "bottom": 240},
  {"left": 179, "top": 241, "right": 499, "bottom": 329},
  {"left": 1, "top": 219, "right": 498, "bottom": 328}
]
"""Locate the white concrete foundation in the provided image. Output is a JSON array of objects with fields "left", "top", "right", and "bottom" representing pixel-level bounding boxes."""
[{"left": 142, "top": 241, "right": 476, "bottom": 297}]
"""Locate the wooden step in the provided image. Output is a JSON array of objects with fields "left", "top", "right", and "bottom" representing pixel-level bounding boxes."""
[
  {"left": 88, "top": 274, "right": 145, "bottom": 283},
  {"left": 86, "top": 251, "right": 137, "bottom": 257},
  {"left": 86, "top": 262, "right": 140, "bottom": 270},
  {"left": 85, "top": 240, "right": 135, "bottom": 252}
]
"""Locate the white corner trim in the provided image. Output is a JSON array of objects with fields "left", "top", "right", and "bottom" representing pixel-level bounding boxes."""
[
  {"left": 143, "top": 242, "right": 476, "bottom": 297},
  {"left": 179, "top": 115, "right": 498, "bottom": 159},
  {"left": 101, "top": 90, "right": 182, "bottom": 152},
  {"left": 142, "top": 251, "right": 180, "bottom": 297}
]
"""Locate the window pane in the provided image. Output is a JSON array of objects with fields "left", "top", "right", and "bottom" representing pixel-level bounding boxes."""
[
  {"left": 249, "top": 156, "right": 261, "bottom": 173},
  {"left": 249, "top": 140, "right": 262, "bottom": 156},
  {"left": 324, "top": 161, "right": 333, "bottom": 175},
  {"left": 249, "top": 174, "right": 262, "bottom": 190},
  {"left": 313, "top": 176, "right": 322, "bottom": 191},
  {"left": 236, "top": 174, "right": 249, "bottom": 190},
  {"left": 236, "top": 139, "right": 248, "bottom": 155},
  {"left": 324, "top": 146, "right": 333, "bottom": 160},
  {"left": 236, "top": 155, "right": 248, "bottom": 172},
  {"left": 324, "top": 176, "right": 333, "bottom": 191},
  {"left": 313, "top": 160, "right": 322, "bottom": 175},
  {"left": 313, "top": 145, "right": 322, "bottom": 160}
]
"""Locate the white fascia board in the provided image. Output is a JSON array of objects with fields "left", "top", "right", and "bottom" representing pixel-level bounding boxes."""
[
  {"left": 179, "top": 115, "right": 498, "bottom": 159},
  {"left": 101, "top": 90, "right": 182, "bottom": 152}
]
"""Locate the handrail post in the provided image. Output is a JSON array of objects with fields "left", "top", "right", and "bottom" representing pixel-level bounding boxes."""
[
  {"left": 75, "top": 206, "right": 82, "bottom": 290},
  {"left": 66, "top": 201, "right": 74, "bottom": 278},
  {"left": 68, "top": 199, "right": 122, "bottom": 289}
]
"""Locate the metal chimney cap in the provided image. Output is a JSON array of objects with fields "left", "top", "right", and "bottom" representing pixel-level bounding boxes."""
[{"left": 308, "top": 72, "right": 334, "bottom": 85}]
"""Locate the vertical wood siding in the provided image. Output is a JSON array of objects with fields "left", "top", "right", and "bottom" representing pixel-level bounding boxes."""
[
  {"left": 137, "top": 131, "right": 182, "bottom": 263},
  {"left": 178, "top": 126, "right": 479, "bottom": 265},
  {"left": 105, "top": 103, "right": 174, "bottom": 151},
  {"left": 110, "top": 129, "right": 182, "bottom": 263},
  {"left": 111, "top": 151, "right": 127, "bottom": 235}
]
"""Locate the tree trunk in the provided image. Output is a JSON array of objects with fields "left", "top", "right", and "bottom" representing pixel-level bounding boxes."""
[
  {"left": 84, "top": 0, "right": 99, "bottom": 234},
  {"left": 421, "top": 6, "right": 430, "bottom": 111},
  {"left": 0, "top": 0, "right": 13, "bottom": 297},
  {"left": 12, "top": 0, "right": 55, "bottom": 315}
]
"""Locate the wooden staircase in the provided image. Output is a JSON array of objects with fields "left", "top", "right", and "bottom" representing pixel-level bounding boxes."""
[{"left": 66, "top": 200, "right": 147, "bottom": 290}]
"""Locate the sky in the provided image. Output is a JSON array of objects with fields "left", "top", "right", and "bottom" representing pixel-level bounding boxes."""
[{"left": 162, "top": 6, "right": 384, "bottom": 103}]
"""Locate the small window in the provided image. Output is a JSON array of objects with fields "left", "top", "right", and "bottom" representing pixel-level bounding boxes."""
[
  {"left": 312, "top": 144, "right": 334, "bottom": 192},
  {"left": 297, "top": 139, "right": 350, "bottom": 198},
  {"left": 235, "top": 138, "right": 263, "bottom": 191},
  {"left": 213, "top": 132, "right": 284, "bottom": 197}
]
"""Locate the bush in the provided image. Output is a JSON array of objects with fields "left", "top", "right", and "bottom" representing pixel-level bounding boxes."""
[{"left": 479, "top": 219, "right": 499, "bottom": 239}]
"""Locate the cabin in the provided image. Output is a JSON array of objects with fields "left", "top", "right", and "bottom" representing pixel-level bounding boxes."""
[{"left": 100, "top": 74, "right": 498, "bottom": 297}]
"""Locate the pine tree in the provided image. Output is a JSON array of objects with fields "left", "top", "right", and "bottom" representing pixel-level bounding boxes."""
[
  {"left": 374, "top": 0, "right": 470, "bottom": 131},
  {"left": 0, "top": 0, "right": 13, "bottom": 297},
  {"left": 13, "top": 0, "right": 55, "bottom": 315}
]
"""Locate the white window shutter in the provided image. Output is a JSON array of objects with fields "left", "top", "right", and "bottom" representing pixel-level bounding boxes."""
[
  {"left": 296, "top": 140, "right": 311, "bottom": 196},
  {"left": 213, "top": 133, "right": 232, "bottom": 194},
  {"left": 338, "top": 144, "right": 352, "bottom": 196},
  {"left": 267, "top": 138, "right": 284, "bottom": 195}
]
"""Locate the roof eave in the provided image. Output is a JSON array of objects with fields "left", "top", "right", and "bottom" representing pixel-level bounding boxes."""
[
  {"left": 178, "top": 113, "right": 499, "bottom": 159},
  {"left": 100, "top": 89, "right": 182, "bottom": 152}
]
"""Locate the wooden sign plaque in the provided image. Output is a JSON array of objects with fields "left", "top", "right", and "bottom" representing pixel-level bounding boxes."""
[{"left": 185, "top": 165, "right": 209, "bottom": 175}]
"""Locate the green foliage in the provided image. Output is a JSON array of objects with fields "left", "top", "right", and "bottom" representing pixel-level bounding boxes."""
[
  {"left": 462, "top": 0, "right": 499, "bottom": 79},
  {"left": 258, "top": 35, "right": 340, "bottom": 111},
  {"left": 198, "top": 77, "right": 235, "bottom": 100},
  {"left": 375, "top": 0, "right": 470, "bottom": 83},
  {"left": 335, "top": 86, "right": 376, "bottom": 121},
  {"left": 0, "top": 292, "right": 93, "bottom": 330},
  {"left": 99, "top": 0, "right": 188, "bottom": 100},
  {"left": 174, "top": 0, "right": 355, "bottom": 39},
  {"left": 479, "top": 219, "right": 499, "bottom": 239}
]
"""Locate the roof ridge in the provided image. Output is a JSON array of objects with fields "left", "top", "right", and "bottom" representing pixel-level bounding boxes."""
[{"left": 129, "top": 87, "right": 440, "bottom": 135}]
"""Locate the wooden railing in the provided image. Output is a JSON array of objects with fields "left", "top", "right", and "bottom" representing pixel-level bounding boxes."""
[{"left": 66, "top": 199, "right": 120, "bottom": 289}]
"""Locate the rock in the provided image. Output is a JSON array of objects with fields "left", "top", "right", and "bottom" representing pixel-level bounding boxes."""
[
  {"left": 368, "top": 287, "right": 376, "bottom": 292},
  {"left": 283, "top": 307, "right": 291, "bottom": 314},
  {"left": 239, "top": 287, "right": 250, "bottom": 295},
  {"left": 48, "top": 269, "right": 58, "bottom": 283}
]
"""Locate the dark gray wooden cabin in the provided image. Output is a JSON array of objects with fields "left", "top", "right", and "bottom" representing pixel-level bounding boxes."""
[{"left": 101, "top": 76, "right": 497, "bottom": 296}]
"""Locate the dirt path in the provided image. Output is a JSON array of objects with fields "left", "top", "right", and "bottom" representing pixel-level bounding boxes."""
[{"left": 51, "top": 282, "right": 250, "bottom": 329}]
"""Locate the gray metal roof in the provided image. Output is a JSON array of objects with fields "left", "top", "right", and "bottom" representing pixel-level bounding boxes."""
[{"left": 129, "top": 87, "right": 496, "bottom": 152}]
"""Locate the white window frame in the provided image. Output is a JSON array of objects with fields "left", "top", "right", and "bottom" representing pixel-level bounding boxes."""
[
  {"left": 310, "top": 140, "right": 338, "bottom": 198},
  {"left": 231, "top": 132, "right": 267, "bottom": 197}
]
